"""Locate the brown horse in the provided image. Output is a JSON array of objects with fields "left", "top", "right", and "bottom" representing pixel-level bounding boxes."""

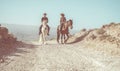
[{"left": 57, "top": 19, "right": 73, "bottom": 44}]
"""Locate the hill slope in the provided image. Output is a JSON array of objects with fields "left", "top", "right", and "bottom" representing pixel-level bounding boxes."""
[{"left": 68, "top": 23, "right": 120, "bottom": 55}]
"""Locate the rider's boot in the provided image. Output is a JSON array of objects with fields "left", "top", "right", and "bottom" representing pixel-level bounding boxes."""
[{"left": 39, "top": 25, "right": 42, "bottom": 35}]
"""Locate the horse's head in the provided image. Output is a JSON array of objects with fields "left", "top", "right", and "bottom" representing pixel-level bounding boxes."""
[{"left": 67, "top": 19, "right": 73, "bottom": 29}]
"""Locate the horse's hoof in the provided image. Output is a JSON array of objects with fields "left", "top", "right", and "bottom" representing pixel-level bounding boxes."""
[
  {"left": 47, "top": 34, "right": 49, "bottom": 36},
  {"left": 58, "top": 43, "right": 60, "bottom": 44},
  {"left": 44, "top": 42, "right": 47, "bottom": 45},
  {"left": 57, "top": 41, "right": 59, "bottom": 44}
]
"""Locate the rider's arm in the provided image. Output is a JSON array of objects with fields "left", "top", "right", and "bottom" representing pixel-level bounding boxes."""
[
  {"left": 60, "top": 17, "right": 62, "bottom": 24},
  {"left": 46, "top": 17, "right": 48, "bottom": 23},
  {"left": 41, "top": 17, "right": 43, "bottom": 22}
]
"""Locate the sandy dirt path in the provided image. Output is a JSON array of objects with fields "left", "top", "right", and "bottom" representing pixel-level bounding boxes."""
[{"left": 0, "top": 41, "right": 120, "bottom": 71}]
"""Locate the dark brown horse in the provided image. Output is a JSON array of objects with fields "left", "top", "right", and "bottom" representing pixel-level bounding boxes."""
[{"left": 57, "top": 19, "right": 73, "bottom": 44}]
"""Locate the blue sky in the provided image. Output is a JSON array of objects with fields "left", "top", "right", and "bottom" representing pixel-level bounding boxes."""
[{"left": 0, "top": 0, "right": 120, "bottom": 30}]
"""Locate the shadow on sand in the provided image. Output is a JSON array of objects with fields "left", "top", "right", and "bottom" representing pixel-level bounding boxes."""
[
  {"left": 0, "top": 41, "right": 37, "bottom": 63},
  {"left": 67, "top": 33, "right": 89, "bottom": 44}
]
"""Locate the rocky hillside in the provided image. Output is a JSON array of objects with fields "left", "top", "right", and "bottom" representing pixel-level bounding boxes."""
[
  {"left": 68, "top": 23, "right": 120, "bottom": 55},
  {"left": 0, "top": 25, "right": 17, "bottom": 47},
  {"left": 0, "top": 24, "right": 17, "bottom": 62}
]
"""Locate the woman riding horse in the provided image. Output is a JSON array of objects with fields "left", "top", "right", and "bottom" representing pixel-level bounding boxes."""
[{"left": 57, "top": 19, "right": 73, "bottom": 44}]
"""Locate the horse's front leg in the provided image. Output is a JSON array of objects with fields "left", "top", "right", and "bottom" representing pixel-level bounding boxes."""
[
  {"left": 63, "top": 34, "right": 66, "bottom": 44},
  {"left": 65, "top": 34, "right": 69, "bottom": 43},
  {"left": 39, "top": 34, "right": 43, "bottom": 44},
  {"left": 61, "top": 34, "right": 63, "bottom": 44},
  {"left": 57, "top": 31, "right": 60, "bottom": 43},
  {"left": 43, "top": 32, "right": 46, "bottom": 44}
]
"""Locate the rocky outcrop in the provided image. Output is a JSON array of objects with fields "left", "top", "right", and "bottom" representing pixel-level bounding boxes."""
[
  {"left": 68, "top": 23, "right": 120, "bottom": 48},
  {"left": 0, "top": 25, "right": 17, "bottom": 48}
]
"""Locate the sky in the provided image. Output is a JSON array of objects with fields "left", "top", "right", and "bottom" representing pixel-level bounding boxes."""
[{"left": 0, "top": 0, "right": 120, "bottom": 30}]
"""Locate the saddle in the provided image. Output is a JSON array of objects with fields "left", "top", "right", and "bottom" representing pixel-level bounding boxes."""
[
  {"left": 39, "top": 25, "right": 50, "bottom": 35},
  {"left": 60, "top": 23, "right": 65, "bottom": 31}
]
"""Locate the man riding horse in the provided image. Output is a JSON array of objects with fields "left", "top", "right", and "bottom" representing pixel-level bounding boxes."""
[
  {"left": 57, "top": 13, "right": 73, "bottom": 44},
  {"left": 39, "top": 13, "right": 50, "bottom": 35},
  {"left": 60, "top": 13, "right": 66, "bottom": 31}
]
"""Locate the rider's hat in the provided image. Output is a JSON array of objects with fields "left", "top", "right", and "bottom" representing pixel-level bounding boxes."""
[
  {"left": 61, "top": 13, "right": 64, "bottom": 16},
  {"left": 43, "top": 13, "right": 47, "bottom": 15}
]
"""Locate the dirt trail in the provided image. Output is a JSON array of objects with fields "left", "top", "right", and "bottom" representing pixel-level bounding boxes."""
[{"left": 0, "top": 41, "right": 120, "bottom": 71}]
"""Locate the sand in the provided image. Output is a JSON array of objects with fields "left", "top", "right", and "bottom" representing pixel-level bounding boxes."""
[{"left": 0, "top": 40, "right": 120, "bottom": 71}]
